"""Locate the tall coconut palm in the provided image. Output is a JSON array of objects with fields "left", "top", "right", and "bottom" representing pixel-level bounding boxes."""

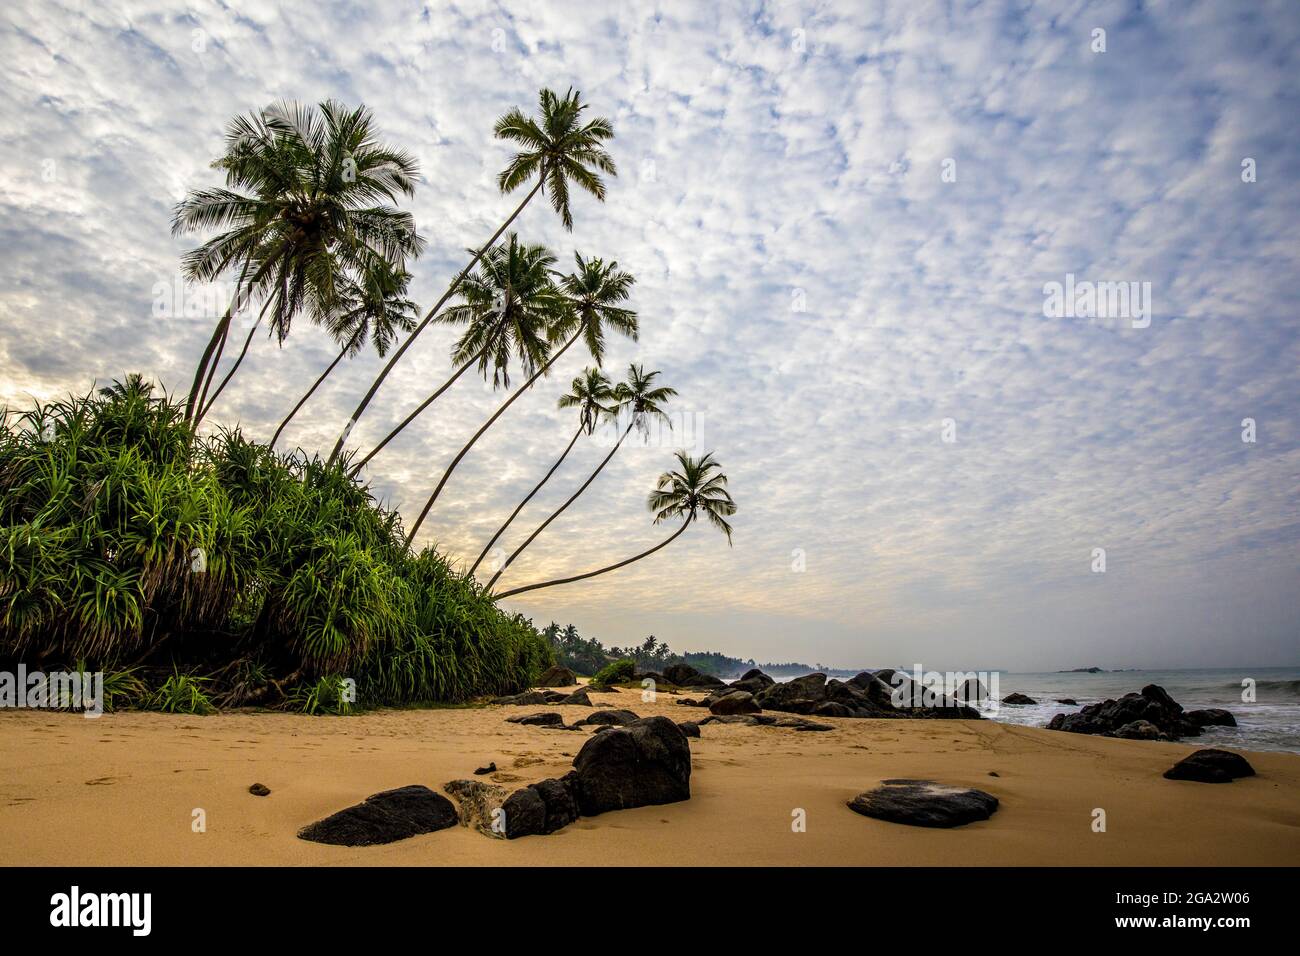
[
  {"left": 328, "top": 87, "right": 617, "bottom": 466},
  {"left": 269, "top": 264, "right": 419, "bottom": 449},
  {"left": 403, "top": 254, "right": 637, "bottom": 546},
  {"left": 174, "top": 100, "right": 422, "bottom": 426},
  {"left": 469, "top": 367, "right": 615, "bottom": 577},
  {"left": 350, "top": 235, "right": 561, "bottom": 473},
  {"left": 494, "top": 451, "right": 735, "bottom": 599},
  {"left": 484, "top": 364, "right": 674, "bottom": 591}
]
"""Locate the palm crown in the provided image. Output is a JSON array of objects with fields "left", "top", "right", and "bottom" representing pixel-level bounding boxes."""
[
  {"left": 557, "top": 367, "right": 617, "bottom": 434},
  {"left": 613, "top": 364, "right": 676, "bottom": 435},
  {"left": 554, "top": 253, "right": 638, "bottom": 365},
  {"left": 495, "top": 87, "right": 617, "bottom": 231},
  {"left": 436, "top": 234, "right": 564, "bottom": 387},
  {"left": 173, "top": 99, "right": 424, "bottom": 344},
  {"left": 328, "top": 264, "right": 419, "bottom": 359},
  {"left": 648, "top": 451, "right": 736, "bottom": 544}
]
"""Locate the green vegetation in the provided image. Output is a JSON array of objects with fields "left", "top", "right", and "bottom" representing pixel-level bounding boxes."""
[
  {"left": 0, "top": 382, "right": 550, "bottom": 712},
  {"left": 591, "top": 658, "right": 637, "bottom": 687}
]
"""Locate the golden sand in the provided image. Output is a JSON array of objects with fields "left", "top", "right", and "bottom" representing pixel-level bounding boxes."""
[{"left": 2, "top": 684, "right": 1297, "bottom": 866}]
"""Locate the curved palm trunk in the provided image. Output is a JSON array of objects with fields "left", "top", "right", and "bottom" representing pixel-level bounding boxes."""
[
  {"left": 494, "top": 520, "right": 691, "bottom": 600},
  {"left": 185, "top": 259, "right": 253, "bottom": 422},
  {"left": 327, "top": 176, "right": 545, "bottom": 466},
  {"left": 269, "top": 336, "right": 356, "bottom": 450},
  {"left": 196, "top": 296, "right": 274, "bottom": 424},
  {"left": 485, "top": 420, "right": 633, "bottom": 590},
  {"left": 404, "top": 327, "right": 582, "bottom": 547},
  {"left": 348, "top": 337, "right": 495, "bottom": 476},
  {"left": 469, "top": 424, "right": 584, "bottom": 577}
]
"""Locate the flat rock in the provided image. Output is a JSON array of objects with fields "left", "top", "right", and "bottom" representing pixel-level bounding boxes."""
[
  {"left": 847, "top": 779, "right": 999, "bottom": 828},
  {"left": 298, "top": 785, "right": 458, "bottom": 846},
  {"left": 493, "top": 690, "right": 551, "bottom": 706},
  {"left": 575, "top": 709, "right": 640, "bottom": 727},
  {"left": 1163, "top": 749, "right": 1256, "bottom": 784},
  {"left": 506, "top": 711, "right": 566, "bottom": 727}
]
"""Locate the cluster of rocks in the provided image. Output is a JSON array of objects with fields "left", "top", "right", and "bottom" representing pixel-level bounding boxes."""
[
  {"left": 676, "top": 667, "right": 981, "bottom": 722},
  {"left": 492, "top": 687, "right": 592, "bottom": 707},
  {"left": 1046, "top": 684, "right": 1236, "bottom": 742},
  {"left": 504, "top": 707, "right": 650, "bottom": 731},
  {"left": 299, "top": 715, "right": 693, "bottom": 845}
]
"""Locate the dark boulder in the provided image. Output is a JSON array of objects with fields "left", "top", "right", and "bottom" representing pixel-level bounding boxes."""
[
  {"left": 755, "top": 672, "right": 827, "bottom": 713},
  {"left": 575, "top": 709, "right": 640, "bottom": 727},
  {"left": 708, "top": 691, "right": 761, "bottom": 715},
  {"left": 662, "top": 663, "right": 726, "bottom": 688},
  {"left": 1113, "top": 719, "right": 1167, "bottom": 740},
  {"left": 699, "top": 713, "right": 777, "bottom": 726},
  {"left": 298, "top": 785, "right": 459, "bottom": 846},
  {"left": 1163, "top": 749, "right": 1256, "bottom": 784},
  {"left": 1001, "top": 692, "right": 1037, "bottom": 705},
  {"left": 249, "top": 783, "right": 271, "bottom": 796},
  {"left": 675, "top": 697, "right": 708, "bottom": 707},
  {"left": 492, "top": 690, "right": 551, "bottom": 706},
  {"left": 676, "top": 721, "right": 701, "bottom": 738},
  {"left": 953, "top": 676, "right": 989, "bottom": 704},
  {"left": 847, "top": 779, "right": 999, "bottom": 828},
  {"left": 501, "top": 774, "right": 581, "bottom": 838},
  {"left": 541, "top": 690, "right": 567, "bottom": 703},
  {"left": 811, "top": 701, "right": 855, "bottom": 718},
  {"left": 536, "top": 665, "right": 577, "bottom": 687},
  {"left": 1185, "top": 708, "right": 1236, "bottom": 728},
  {"left": 506, "top": 711, "right": 566, "bottom": 727},
  {"left": 728, "top": 668, "right": 775, "bottom": 695},
  {"left": 571, "top": 716, "right": 691, "bottom": 816},
  {"left": 1056, "top": 698, "right": 1078, "bottom": 706},
  {"left": 558, "top": 689, "right": 593, "bottom": 707}
]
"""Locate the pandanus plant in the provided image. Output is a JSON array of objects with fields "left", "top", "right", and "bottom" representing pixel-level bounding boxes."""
[
  {"left": 468, "top": 367, "right": 616, "bottom": 577},
  {"left": 328, "top": 87, "right": 617, "bottom": 466},
  {"left": 403, "top": 253, "right": 638, "bottom": 546},
  {"left": 493, "top": 451, "right": 735, "bottom": 599},
  {"left": 172, "top": 100, "right": 422, "bottom": 426},
  {"left": 483, "top": 363, "right": 674, "bottom": 591},
  {"left": 350, "top": 235, "right": 562, "bottom": 473}
]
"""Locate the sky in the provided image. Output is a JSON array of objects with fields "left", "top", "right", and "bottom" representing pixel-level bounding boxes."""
[{"left": 1, "top": 0, "right": 1297, "bottom": 671}]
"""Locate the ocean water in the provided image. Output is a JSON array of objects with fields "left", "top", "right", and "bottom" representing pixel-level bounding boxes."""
[{"left": 975, "top": 667, "right": 1300, "bottom": 754}]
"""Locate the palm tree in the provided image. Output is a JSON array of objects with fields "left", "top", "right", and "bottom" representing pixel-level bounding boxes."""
[
  {"left": 174, "top": 100, "right": 422, "bottom": 425},
  {"left": 403, "top": 255, "right": 637, "bottom": 546},
  {"left": 494, "top": 451, "right": 735, "bottom": 600},
  {"left": 349, "top": 235, "right": 561, "bottom": 473},
  {"left": 269, "top": 265, "right": 419, "bottom": 449},
  {"left": 327, "top": 87, "right": 616, "bottom": 465},
  {"left": 484, "top": 364, "right": 674, "bottom": 591},
  {"left": 468, "top": 367, "right": 615, "bottom": 577}
]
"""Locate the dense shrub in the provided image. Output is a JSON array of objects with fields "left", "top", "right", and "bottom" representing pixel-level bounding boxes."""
[
  {"left": 591, "top": 658, "right": 637, "bottom": 687},
  {"left": 0, "top": 380, "right": 551, "bottom": 710}
]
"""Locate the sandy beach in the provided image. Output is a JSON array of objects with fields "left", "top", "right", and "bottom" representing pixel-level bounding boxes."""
[{"left": 3, "top": 684, "right": 1297, "bottom": 866}]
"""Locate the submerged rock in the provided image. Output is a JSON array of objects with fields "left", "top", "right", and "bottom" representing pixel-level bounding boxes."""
[
  {"left": 1163, "top": 749, "right": 1256, "bottom": 783},
  {"left": 1001, "top": 693, "right": 1037, "bottom": 705},
  {"left": 847, "top": 779, "right": 999, "bottom": 828},
  {"left": 298, "top": 785, "right": 458, "bottom": 846}
]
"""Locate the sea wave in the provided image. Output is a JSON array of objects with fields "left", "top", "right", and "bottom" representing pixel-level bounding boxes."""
[{"left": 1228, "top": 679, "right": 1300, "bottom": 698}]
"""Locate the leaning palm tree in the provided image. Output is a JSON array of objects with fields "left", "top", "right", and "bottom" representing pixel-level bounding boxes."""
[
  {"left": 328, "top": 87, "right": 616, "bottom": 465},
  {"left": 349, "top": 235, "right": 561, "bottom": 473},
  {"left": 483, "top": 363, "right": 673, "bottom": 590},
  {"left": 403, "top": 254, "right": 637, "bottom": 546},
  {"left": 269, "top": 265, "right": 419, "bottom": 449},
  {"left": 174, "top": 100, "right": 422, "bottom": 426},
  {"left": 468, "top": 367, "right": 616, "bottom": 577},
  {"left": 494, "top": 451, "right": 735, "bottom": 599}
]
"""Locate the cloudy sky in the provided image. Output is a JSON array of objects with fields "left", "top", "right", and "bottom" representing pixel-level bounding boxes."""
[{"left": 2, "top": 0, "right": 1297, "bottom": 670}]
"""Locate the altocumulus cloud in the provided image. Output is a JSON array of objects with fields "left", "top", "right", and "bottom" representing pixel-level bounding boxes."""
[{"left": 1, "top": 0, "right": 1297, "bottom": 669}]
